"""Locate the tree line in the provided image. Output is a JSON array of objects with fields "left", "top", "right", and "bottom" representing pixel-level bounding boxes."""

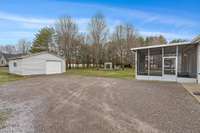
[{"left": 0, "top": 13, "right": 188, "bottom": 69}]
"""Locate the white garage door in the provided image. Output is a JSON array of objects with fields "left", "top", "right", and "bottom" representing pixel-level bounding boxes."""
[{"left": 46, "top": 61, "right": 62, "bottom": 74}]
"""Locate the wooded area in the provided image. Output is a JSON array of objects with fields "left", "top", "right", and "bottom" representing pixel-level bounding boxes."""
[{"left": 0, "top": 13, "right": 191, "bottom": 69}]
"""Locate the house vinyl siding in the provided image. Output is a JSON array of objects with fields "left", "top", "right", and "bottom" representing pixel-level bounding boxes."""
[{"left": 0, "top": 56, "right": 7, "bottom": 66}]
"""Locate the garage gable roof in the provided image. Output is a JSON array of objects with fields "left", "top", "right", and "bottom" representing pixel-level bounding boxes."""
[{"left": 9, "top": 52, "right": 65, "bottom": 61}]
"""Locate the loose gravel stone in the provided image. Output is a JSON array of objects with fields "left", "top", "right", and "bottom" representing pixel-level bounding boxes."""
[{"left": 0, "top": 75, "right": 199, "bottom": 133}]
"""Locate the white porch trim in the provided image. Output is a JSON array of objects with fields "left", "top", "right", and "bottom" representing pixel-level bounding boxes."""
[{"left": 136, "top": 75, "right": 197, "bottom": 83}]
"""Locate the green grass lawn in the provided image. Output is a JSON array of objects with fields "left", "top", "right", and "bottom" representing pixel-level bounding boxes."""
[
  {"left": 65, "top": 68, "right": 135, "bottom": 79},
  {"left": 0, "top": 67, "right": 25, "bottom": 85}
]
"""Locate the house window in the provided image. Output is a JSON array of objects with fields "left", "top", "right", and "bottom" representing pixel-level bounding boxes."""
[
  {"left": 13, "top": 62, "right": 17, "bottom": 67},
  {"left": 1, "top": 60, "right": 3, "bottom": 64}
]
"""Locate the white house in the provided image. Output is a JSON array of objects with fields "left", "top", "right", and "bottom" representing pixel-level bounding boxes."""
[
  {"left": 131, "top": 38, "right": 200, "bottom": 84},
  {"left": 0, "top": 53, "right": 7, "bottom": 67},
  {"left": 0, "top": 52, "right": 23, "bottom": 67},
  {"left": 9, "top": 52, "right": 66, "bottom": 75}
]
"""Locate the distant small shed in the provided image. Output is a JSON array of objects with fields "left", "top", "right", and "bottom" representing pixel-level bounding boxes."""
[
  {"left": 9, "top": 52, "right": 66, "bottom": 75},
  {"left": 104, "top": 62, "right": 112, "bottom": 70}
]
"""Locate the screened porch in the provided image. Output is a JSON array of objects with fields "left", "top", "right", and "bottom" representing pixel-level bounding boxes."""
[{"left": 136, "top": 44, "right": 197, "bottom": 81}]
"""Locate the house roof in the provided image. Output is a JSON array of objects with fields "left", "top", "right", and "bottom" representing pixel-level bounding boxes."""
[
  {"left": 192, "top": 35, "right": 200, "bottom": 43},
  {"left": 0, "top": 52, "right": 24, "bottom": 61},
  {"left": 131, "top": 41, "right": 199, "bottom": 51},
  {"left": 9, "top": 51, "right": 65, "bottom": 61}
]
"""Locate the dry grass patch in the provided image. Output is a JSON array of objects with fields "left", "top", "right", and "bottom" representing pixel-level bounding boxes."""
[
  {"left": 0, "top": 109, "right": 12, "bottom": 129},
  {"left": 0, "top": 67, "right": 25, "bottom": 85},
  {"left": 65, "top": 68, "right": 135, "bottom": 79}
]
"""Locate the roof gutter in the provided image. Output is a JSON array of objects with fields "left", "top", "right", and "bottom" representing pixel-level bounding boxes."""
[{"left": 130, "top": 41, "right": 197, "bottom": 51}]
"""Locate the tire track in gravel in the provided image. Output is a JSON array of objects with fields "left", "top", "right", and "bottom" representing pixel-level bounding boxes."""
[{"left": 0, "top": 75, "right": 199, "bottom": 133}]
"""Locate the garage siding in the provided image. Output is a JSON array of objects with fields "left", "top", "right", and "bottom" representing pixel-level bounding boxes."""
[
  {"left": 9, "top": 59, "right": 23, "bottom": 75},
  {"left": 46, "top": 61, "right": 62, "bottom": 74},
  {"left": 9, "top": 53, "right": 66, "bottom": 76},
  {"left": 21, "top": 58, "right": 45, "bottom": 75},
  {"left": 22, "top": 53, "right": 65, "bottom": 75}
]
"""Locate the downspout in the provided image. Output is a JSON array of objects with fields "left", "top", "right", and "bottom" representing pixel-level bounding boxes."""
[
  {"left": 197, "top": 43, "right": 200, "bottom": 84},
  {"left": 176, "top": 46, "right": 179, "bottom": 81},
  {"left": 148, "top": 48, "right": 150, "bottom": 77},
  {"left": 162, "top": 47, "right": 164, "bottom": 77},
  {"left": 135, "top": 50, "right": 137, "bottom": 79}
]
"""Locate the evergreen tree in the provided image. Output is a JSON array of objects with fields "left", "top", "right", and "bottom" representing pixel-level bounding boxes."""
[
  {"left": 170, "top": 39, "right": 187, "bottom": 43},
  {"left": 30, "top": 27, "right": 55, "bottom": 53}
]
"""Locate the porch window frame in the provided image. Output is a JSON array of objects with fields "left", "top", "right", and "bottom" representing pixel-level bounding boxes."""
[{"left": 137, "top": 45, "right": 179, "bottom": 77}]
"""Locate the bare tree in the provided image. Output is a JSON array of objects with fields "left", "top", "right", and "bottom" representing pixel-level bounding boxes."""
[
  {"left": 124, "top": 24, "right": 138, "bottom": 67},
  {"left": 55, "top": 16, "right": 78, "bottom": 69},
  {"left": 145, "top": 35, "right": 167, "bottom": 46},
  {"left": 0, "top": 45, "right": 17, "bottom": 54},
  {"left": 78, "top": 34, "right": 91, "bottom": 68},
  {"left": 111, "top": 24, "right": 126, "bottom": 69},
  {"left": 104, "top": 41, "right": 119, "bottom": 66},
  {"left": 88, "top": 13, "right": 108, "bottom": 68},
  {"left": 0, "top": 45, "right": 5, "bottom": 53},
  {"left": 109, "top": 23, "right": 139, "bottom": 69},
  {"left": 17, "top": 39, "right": 31, "bottom": 54}
]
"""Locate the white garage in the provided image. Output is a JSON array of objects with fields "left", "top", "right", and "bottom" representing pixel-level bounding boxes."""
[{"left": 9, "top": 52, "right": 66, "bottom": 76}]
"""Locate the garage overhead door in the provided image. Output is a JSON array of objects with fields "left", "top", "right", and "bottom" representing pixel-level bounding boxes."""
[{"left": 46, "top": 61, "right": 62, "bottom": 74}]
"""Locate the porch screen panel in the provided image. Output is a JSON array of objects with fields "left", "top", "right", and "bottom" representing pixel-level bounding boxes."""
[
  {"left": 178, "top": 45, "right": 197, "bottom": 78},
  {"left": 137, "top": 49, "right": 148, "bottom": 75},
  {"left": 149, "top": 48, "right": 162, "bottom": 76},
  {"left": 164, "top": 46, "right": 176, "bottom": 56}
]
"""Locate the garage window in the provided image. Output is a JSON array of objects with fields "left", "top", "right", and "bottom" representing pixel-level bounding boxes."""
[{"left": 13, "top": 62, "right": 17, "bottom": 67}]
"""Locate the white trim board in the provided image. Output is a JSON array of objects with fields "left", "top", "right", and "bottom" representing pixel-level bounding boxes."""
[
  {"left": 131, "top": 42, "right": 197, "bottom": 51},
  {"left": 136, "top": 75, "right": 197, "bottom": 83}
]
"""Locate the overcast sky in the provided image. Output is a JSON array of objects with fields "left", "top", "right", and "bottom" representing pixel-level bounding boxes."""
[{"left": 0, "top": 0, "right": 199, "bottom": 45}]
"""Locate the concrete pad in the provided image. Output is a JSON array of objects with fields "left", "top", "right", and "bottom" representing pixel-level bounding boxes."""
[{"left": 182, "top": 83, "right": 200, "bottom": 103}]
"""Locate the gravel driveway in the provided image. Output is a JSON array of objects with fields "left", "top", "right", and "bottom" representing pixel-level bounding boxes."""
[{"left": 0, "top": 75, "right": 200, "bottom": 133}]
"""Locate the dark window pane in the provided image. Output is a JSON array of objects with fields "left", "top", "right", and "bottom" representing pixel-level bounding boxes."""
[
  {"left": 13, "top": 62, "right": 17, "bottom": 67},
  {"left": 164, "top": 46, "right": 176, "bottom": 56},
  {"left": 164, "top": 70, "right": 176, "bottom": 75},
  {"left": 149, "top": 48, "right": 162, "bottom": 76},
  {"left": 137, "top": 49, "right": 148, "bottom": 75},
  {"left": 164, "top": 58, "right": 176, "bottom": 75},
  {"left": 178, "top": 45, "right": 197, "bottom": 78}
]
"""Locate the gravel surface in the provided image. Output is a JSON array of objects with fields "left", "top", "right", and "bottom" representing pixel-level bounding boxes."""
[{"left": 0, "top": 75, "right": 200, "bottom": 133}]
